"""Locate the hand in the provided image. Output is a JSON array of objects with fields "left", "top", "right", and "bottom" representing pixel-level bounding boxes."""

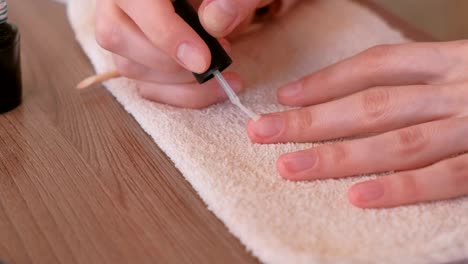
[
  {"left": 247, "top": 41, "right": 468, "bottom": 208},
  {"left": 94, "top": 0, "right": 276, "bottom": 108}
]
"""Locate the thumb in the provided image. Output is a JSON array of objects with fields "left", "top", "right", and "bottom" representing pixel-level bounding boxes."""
[{"left": 199, "top": 0, "right": 273, "bottom": 37}]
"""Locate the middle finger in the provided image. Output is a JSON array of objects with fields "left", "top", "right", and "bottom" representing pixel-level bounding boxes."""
[{"left": 248, "top": 83, "right": 467, "bottom": 144}]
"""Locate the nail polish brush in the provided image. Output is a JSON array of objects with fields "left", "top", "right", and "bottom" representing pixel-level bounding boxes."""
[
  {"left": 78, "top": 0, "right": 259, "bottom": 121},
  {"left": 173, "top": 0, "right": 259, "bottom": 120}
]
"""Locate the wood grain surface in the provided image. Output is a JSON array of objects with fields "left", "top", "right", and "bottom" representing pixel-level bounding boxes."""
[
  {"left": 1, "top": 1, "right": 257, "bottom": 263},
  {"left": 0, "top": 1, "right": 436, "bottom": 264}
]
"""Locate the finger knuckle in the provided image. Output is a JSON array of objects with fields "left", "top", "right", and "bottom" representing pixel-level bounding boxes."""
[
  {"left": 95, "top": 18, "right": 122, "bottom": 51},
  {"left": 321, "top": 144, "right": 349, "bottom": 168},
  {"left": 361, "top": 45, "right": 395, "bottom": 79},
  {"left": 136, "top": 83, "right": 150, "bottom": 98},
  {"left": 288, "top": 108, "right": 314, "bottom": 133},
  {"left": 396, "top": 127, "right": 429, "bottom": 156},
  {"left": 447, "top": 158, "right": 468, "bottom": 188},
  {"left": 449, "top": 157, "right": 468, "bottom": 174},
  {"left": 360, "top": 88, "right": 392, "bottom": 122},
  {"left": 365, "top": 44, "right": 394, "bottom": 62},
  {"left": 114, "top": 58, "right": 143, "bottom": 79},
  {"left": 393, "top": 173, "right": 421, "bottom": 203}
]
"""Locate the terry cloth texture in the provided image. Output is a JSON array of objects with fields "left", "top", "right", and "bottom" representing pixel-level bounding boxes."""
[{"left": 63, "top": 0, "right": 468, "bottom": 263}]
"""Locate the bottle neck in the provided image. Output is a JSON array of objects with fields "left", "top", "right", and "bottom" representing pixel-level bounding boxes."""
[{"left": 0, "top": 0, "right": 7, "bottom": 24}]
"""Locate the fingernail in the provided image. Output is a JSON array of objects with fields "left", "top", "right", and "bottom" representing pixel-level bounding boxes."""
[
  {"left": 215, "top": 75, "right": 243, "bottom": 98},
  {"left": 252, "top": 115, "right": 284, "bottom": 138},
  {"left": 281, "top": 151, "right": 317, "bottom": 174},
  {"left": 278, "top": 79, "right": 303, "bottom": 98},
  {"left": 231, "top": 80, "right": 243, "bottom": 92},
  {"left": 176, "top": 42, "right": 208, "bottom": 73},
  {"left": 225, "top": 77, "right": 243, "bottom": 92},
  {"left": 203, "top": 0, "right": 238, "bottom": 35},
  {"left": 351, "top": 181, "right": 384, "bottom": 203}
]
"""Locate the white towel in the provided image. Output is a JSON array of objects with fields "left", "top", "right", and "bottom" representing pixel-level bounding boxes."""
[{"left": 63, "top": 0, "right": 468, "bottom": 263}]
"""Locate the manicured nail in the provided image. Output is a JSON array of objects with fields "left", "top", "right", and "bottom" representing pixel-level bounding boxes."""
[
  {"left": 252, "top": 115, "right": 284, "bottom": 138},
  {"left": 176, "top": 42, "right": 208, "bottom": 73},
  {"left": 202, "top": 0, "right": 238, "bottom": 35},
  {"left": 278, "top": 79, "right": 303, "bottom": 98},
  {"left": 351, "top": 181, "right": 384, "bottom": 203},
  {"left": 281, "top": 151, "right": 317, "bottom": 174}
]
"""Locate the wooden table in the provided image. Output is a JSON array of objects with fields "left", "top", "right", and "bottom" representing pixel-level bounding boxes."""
[{"left": 0, "top": 0, "right": 435, "bottom": 263}]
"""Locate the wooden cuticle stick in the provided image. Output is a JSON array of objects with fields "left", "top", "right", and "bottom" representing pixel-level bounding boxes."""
[{"left": 76, "top": 70, "right": 121, "bottom": 90}]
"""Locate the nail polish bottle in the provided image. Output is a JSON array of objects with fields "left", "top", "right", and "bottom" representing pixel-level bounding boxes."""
[{"left": 0, "top": 0, "right": 22, "bottom": 114}]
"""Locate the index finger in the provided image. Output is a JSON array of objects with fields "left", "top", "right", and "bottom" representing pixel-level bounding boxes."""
[
  {"left": 277, "top": 41, "right": 465, "bottom": 107},
  {"left": 115, "top": 0, "right": 211, "bottom": 73}
]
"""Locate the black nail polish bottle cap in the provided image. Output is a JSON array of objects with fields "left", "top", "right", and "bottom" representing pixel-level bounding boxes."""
[
  {"left": 173, "top": 0, "right": 232, "bottom": 84},
  {"left": 0, "top": 0, "right": 22, "bottom": 114}
]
